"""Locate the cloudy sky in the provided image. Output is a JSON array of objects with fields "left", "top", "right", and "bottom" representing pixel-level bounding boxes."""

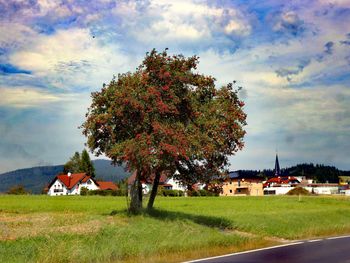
[{"left": 0, "top": 0, "right": 349, "bottom": 173}]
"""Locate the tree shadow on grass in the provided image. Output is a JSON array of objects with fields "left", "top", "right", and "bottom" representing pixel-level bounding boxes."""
[
  {"left": 108, "top": 208, "right": 233, "bottom": 230},
  {"left": 146, "top": 208, "right": 233, "bottom": 230}
]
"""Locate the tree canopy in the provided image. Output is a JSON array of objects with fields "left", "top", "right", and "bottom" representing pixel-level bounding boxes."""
[{"left": 81, "top": 49, "right": 246, "bottom": 212}]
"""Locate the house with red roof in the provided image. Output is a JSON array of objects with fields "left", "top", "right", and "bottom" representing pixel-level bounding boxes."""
[
  {"left": 47, "top": 172, "right": 118, "bottom": 196},
  {"left": 263, "top": 176, "right": 301, "bottom": 195}
]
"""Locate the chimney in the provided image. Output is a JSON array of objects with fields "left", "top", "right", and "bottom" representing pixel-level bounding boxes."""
[{"left": 68, "top": 172, "right": 72, "bottom": 177}]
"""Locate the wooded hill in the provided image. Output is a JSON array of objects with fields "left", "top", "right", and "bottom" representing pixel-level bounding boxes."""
[{"left": 0, "top": 159, "right": 130, "bottom": 194}]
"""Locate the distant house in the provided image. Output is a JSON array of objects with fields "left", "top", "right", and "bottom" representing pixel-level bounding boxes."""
[
  {"left": 220, "top": 171, "right": 264, "bottom": 196},
  {"left": 127, "top": 171, "right": 187, "bottom": 194},
  {"left": 340, "top": 186, "right": 350, "bottom": 196},
  {"left": 263, "top": 153, "right": 300, "bottom": 195},
  {"left": 96, "top": 181, "right": 118, "bottom": 191},
  {"left": 263, "top": 176, "right": 300, "bottom": 188},
  {"left": 263, "top": 176, "right": 300, "bottom": 195},
  {"left": 304, "top": 183, "right": 339, "bottom": 195},
  {"left": 47, "top": 172, "right": 118, "bottom": 196}
]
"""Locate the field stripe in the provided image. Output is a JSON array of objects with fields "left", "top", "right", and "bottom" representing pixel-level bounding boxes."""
[
  {"left": 183, "top": 242, "right": 305, "bottom": 263},
  {"left": 307, "top": 239, "right": 322, "bottom": 243},
  {"left": 326, "top": 235, "right": 350, "bottom": 240}
]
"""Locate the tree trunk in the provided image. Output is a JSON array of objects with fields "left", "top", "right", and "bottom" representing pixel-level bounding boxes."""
[
  {"left": 129, "top": 170, "right": 143, "bottom": 214},
  {"left": 147, "top": 170, "right": 161, "bottom": 210}
]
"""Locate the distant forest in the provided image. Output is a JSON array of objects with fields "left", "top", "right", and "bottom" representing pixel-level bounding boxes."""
[{"left": 237, "top": 163, "right": 350, "bottom": 183}]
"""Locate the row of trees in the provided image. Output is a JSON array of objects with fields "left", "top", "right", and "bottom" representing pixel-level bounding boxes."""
[{"left": 81, "top": 49, "right": 247, "bottom": 213}]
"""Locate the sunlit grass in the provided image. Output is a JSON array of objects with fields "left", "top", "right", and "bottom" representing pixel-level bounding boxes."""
[{"left": 1, "top": 195, "right": 350, "bottom": 262}]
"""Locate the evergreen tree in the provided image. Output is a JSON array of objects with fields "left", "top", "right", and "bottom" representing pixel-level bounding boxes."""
[
  {"left": 63, "top": 150, "right": 95, "bottom": 177},
  {"left": 63, "top": 151, "right": 81, "bottom": 174},
  {"left": 81, "top": 149, "right": 95, "bottom": 177}
]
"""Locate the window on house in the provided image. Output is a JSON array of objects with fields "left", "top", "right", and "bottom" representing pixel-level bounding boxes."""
[
  {"left": 229, "top": 189, "right": 232, "bottom": 193},
  {"left": 87, "top": 180, "right": 91, "bottom": 184},
  {"left": 237, "top": 189, "right": 241, "bottom": 193}
]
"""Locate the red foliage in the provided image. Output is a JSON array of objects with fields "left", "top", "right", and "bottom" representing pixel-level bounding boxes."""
[{"left": 81, "top": 49, "right": 247, "bottom": 186}]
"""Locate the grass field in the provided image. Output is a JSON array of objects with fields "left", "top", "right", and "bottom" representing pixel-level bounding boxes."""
[{"left": 1, "top": 195, "right": 350, "bottom": 262}]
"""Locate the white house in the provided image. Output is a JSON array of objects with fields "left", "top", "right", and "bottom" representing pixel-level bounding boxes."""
[
  {"left": 264, "top": 186, "right": 294, "bottom": 195},
  {"left": 304, "top": 183, "right": 339, "bottom": 195},
  {"left": 47, "top": 172, "right": 117, "bottom": 196},
  {"left": 263, "top": 176, "right": 300, "bottom": 195},
  {"left": 164, "top": 177, "right": 187, "bottom": 191},
  {"left": 128, "top": 171, "right": 187, "bottom": 194}
]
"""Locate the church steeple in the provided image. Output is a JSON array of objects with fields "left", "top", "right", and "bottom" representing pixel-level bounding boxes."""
[{"left": 274, "top": 154, "right": 281, "bottom": 176}]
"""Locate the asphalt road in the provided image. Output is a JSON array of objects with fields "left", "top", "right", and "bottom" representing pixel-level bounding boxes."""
[{"left": 185, "top": 236, "right": 350, "bottom": 263}]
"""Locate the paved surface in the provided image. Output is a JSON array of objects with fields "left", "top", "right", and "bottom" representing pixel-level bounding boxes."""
[{"left": 185, "top": 236, "right": 350, "bottom": 263}]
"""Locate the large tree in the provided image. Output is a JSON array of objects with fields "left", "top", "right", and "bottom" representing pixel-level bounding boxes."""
[{"left": 81, "top": 49, "right": 246, "bottom": 213}]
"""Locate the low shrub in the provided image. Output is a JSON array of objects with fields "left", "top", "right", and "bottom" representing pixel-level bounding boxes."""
[
  {"left": 7, "top": 185, "right": 29, "bottom": 195},
  {"left": 80, "top": 187, "right": 88, "bottom": 196},
  {"left": 81, "top": 189, "right": 126, "bottom": 196},
  {"left": 187, "top": 190, "right": 200, "bottom": 197},
  {"left": 162, "top": 189, "right": 184, "bottom": 197},
  {"left": 187, "top": 189, "right": 218, "bottom": 197},
  {"left": 286, "top": 187, "right": 311, "bottom": 196}
]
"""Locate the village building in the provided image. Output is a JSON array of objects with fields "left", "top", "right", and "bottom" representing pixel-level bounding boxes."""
[
  {"left": 263, "top": 154, "right": 300, "bottom": 195},
  {"left": 264, "top": 181, "right": 294, "bottom": 196},
  {"left": 304, "top": 183, "right": 339, "bottom": 195},
  {"left": 127, "top": 171, "right": 187, "bottom": 194},
  {"left": 47, "top": 172, "right": 118, "bottom": 196},
  {"left": 220, "top": 171, "right": 264, "bottom": 196},
  {"left": 340, "top": 187, "right": 350, "bottom": 196},
  {"left": 263, "top": 154, "right": 343, "bottom": 195}
]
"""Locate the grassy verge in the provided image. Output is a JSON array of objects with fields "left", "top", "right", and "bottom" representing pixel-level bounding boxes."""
[{"left": 1, "top": 195, "right": 350, "bottom": 262}]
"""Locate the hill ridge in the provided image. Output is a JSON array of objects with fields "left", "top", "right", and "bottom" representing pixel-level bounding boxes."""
[{"left": 0, "top": 159, "right": 130, "bottom": 194}]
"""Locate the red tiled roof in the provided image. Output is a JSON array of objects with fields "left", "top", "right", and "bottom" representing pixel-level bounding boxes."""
[
  {"left": 97, "top": 181, "right": 118, "bottom": 191},
  {"left": 56, "top": 173, "right": 89, "bottom": 190},
  {"left": 263, "top": 176, "right": 300, "bottom": 188},
  {"left": 81, "top": 176, "right": 91, "bottom": 183}
]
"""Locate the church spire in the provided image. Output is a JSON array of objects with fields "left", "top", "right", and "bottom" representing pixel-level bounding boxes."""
[{"left": 274, "top": 154, "right": 281, "bottom": 176}]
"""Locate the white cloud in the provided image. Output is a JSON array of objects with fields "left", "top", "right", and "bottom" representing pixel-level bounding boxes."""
[
  {"left": 0, "top": 87, "right": 69, "bottom": 108},
  {"left": 115, "top": 0, "right": 251, "bottom": 44},
  {"left": 8, "top": 27, "right": 132, "bottom": 91}
]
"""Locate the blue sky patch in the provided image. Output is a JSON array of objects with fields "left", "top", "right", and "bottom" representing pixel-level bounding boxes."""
[{"left": 0, "top": 64, "right": 31, "bottom": 75}]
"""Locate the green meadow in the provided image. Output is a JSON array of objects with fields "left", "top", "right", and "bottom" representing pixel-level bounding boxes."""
[{"left": 1, "top": 195, "right": 350, "bottom": 262}]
